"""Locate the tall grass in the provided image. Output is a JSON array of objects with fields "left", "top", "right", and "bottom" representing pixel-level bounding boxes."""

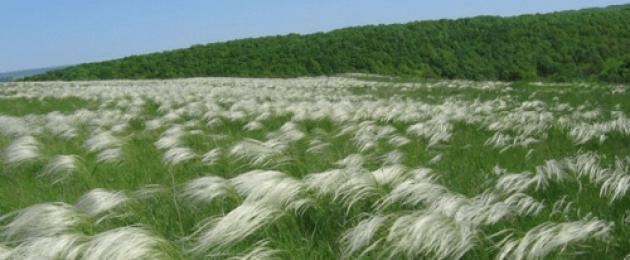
[{"left": 0, "top": 77, "right": 629, "bottom": 259}]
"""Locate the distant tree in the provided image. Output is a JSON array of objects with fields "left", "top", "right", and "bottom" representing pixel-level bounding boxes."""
[{"left": 24, "top": 5, "right": 630, "bottom": 83}]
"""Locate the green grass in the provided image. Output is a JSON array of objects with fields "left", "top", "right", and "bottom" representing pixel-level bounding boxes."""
[
  {"left": 0, "top": 78, "right": 629, "bottom": 259},
  {"left": 0, "top": 97, "right": 96, "bottom": 116}
]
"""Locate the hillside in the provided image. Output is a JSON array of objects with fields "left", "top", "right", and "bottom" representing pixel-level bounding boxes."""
[
  {"left": 0, "top": 66, "right": 67, "bottom": 82},
  {"left": 26, "top": 5, "right": 630, "bottom": 82}
]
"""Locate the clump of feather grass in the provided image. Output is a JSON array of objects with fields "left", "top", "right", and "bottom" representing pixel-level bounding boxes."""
[
  {"left": 0, "top": 202, "right": 81, "bottom": 241},
  {"left": 496, "top": 218, "right": 613, "bottom": 260},
  {"left": 74, "top": 188, "right": 129, "bottom": 218},
  {"left": 40, "top": 154, "right": 85, "bottom": 183},
  {"left": 190, "top": 202, "right": 282, "bottom": 254},
  {"left": 2, "top": 135, "right": 40, "bottom": 166},
  {"left": 78, "top": 226, "right": 169, "bottom": 260},
  {"left": 4, "top": 233, "right": 84, "bottom": 259},
  {"left": 182, "top": 176, "right": 237, "bottom": 204}
]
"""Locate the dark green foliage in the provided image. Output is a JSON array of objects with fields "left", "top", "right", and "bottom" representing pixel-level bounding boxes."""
[{"left": 26, "top": 5, "right": 630, "bottom": 82}]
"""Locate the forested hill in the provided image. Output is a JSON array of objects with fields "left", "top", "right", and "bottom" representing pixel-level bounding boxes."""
[{"left": 26, "top": 5, "right": 630, "bottom": 82}]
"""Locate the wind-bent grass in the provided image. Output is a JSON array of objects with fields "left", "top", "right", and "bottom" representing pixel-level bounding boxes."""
[{"left": 0, "top": 77, "right": 629, "bottom": 259}]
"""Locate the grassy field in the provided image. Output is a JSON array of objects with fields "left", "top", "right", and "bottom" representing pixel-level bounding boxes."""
[{"left": 0, "top": 77, "right": 629, "bottom": 259}]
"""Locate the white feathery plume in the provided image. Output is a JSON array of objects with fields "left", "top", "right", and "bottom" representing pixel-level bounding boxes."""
[
  {"left": 427, "top": 194, "right": 471, "bottom": 221},
  {"left": 485, "top": 132, "right": 512, "bottom": 148},
  {"left": 496, "top": 159, "right": 569, "bottom": 194},
  {"left": 230, "top": 138, "right": 287, "bottom": 166},
  {"left": 335, "top": 154, "right": 364, "bottom": 169},
  {"left": 377, "top": 175, "right": 533, "bottom": 226},
  {"left": 74, "top": 188, "right": 129, "bottom": 217},
  {"left": 207, "top": 117, "right": 223, "bottom": 128},
  {"left": 493, "top": 165, "right": 507, "bottom": 176},
  {"left": 226, "top": 240, "right": 280, "bottom": 260},
  {"left": 337, "top": 122, "right": 359, "bottom": 137},
  {"left": 409, "top": 167, "right": 437, "bottom": 181},
  {"left": 45, "top": 113, "right": 78, "bottom": 140},
  {"left": 230, "top": 170, "right": 286, "bottom": 195},
  {"left": 0, "top": 202, "right": 80, "bottom": 240},
  {"left": 306, "top": 139, "right": 330, "bottom": 154},
  {"left": 352, "top": 126, "right": 377, "bottom": 152},
  {"left": 342, "top": 121, "right": 398, "bottom": 152},
  {"left": 110, "top": 123, "right": 127, "bottom": 133},
  {"left": 244, "top": 120, "right": 264, "bottom": 131},
  {"left": 407, "top": 118, "right": 453, "bottom": 147},
  {"left": 305, "top": 166, "right": 382, "bottom": 210},
  {"left": 96, "top": 147, "right": 123, "bottom": 164},
  {"left": 388, "top": 135, "right": 410, "bottom": 148},
  {"left": 496, "top": 219, "right": 613, "bottom": 260},
  {"left": 550, "top": 196, "right": 574, "bottom": 218},
  {"left": 568, "top": 123, "right": 606, "bottom": 145},
  {"left": 154, "top": 125, "right": 185, "bottom": 150},
  {"left": 192, "top": 203, "right": 281, "bottom": 253},
  {"left": 381, "top": 150, "right": 404, "bottom": 165},
  {"left": 371, "top": 164, "right": 409, "bottom": 187},
  {"left": 560, "top": 154, "right": 629, "bottom": 201},
  {"left": 133, "top": 184, "right": 167, "bottom": 199},
  {"left": 333, "top": 169, "right": 378, "bottom": 210},
  {"left": 270, "top": 121, "right": 305, "bottom": 142},
  {"left": 378, "top": 179, "right": 449, "bottom": 209},
  {"left": 6, "top": 233, "right": 84, "bottom": 259},
  {"left": 155, "top": 131, "right": 183, "bottom": 151},
  {"left": 79, "top": 226, "right": 168, "bottom": 260},
  {"left": 600, "top": 171, "right": 630, "bottom": 202},
  {"left": 85, "top": 131, "right": 120, "bottom": 152},
  {"left": 304, "top": 169, "right": 348, "bottom": 196},
  {"left": 534, "top": 159, "right": 569, "bottom": 187},
  {"left": 567, "top": 152, "right": 609, "bottom": 184},
  {"left": 2, "top": 135, "right": 40, "bottom": 166},
  {"left": 162, "top": 147, "right": 197, "bottom": 167},
  {"left": 340, "top": 215, "right": 390, "bottom": 258},
  {"left": 254, "top": 111, "right": 272, "bottom": 122},
  {"left": 285, "top": 198, "right": 312, "bottom": 216},
  {"left": 503, "top": 193, "right": 545, "bottom": 216},
  {"left": 201, "top": 148, "right": 222, "bottom": 166},
  {"left": 386, "top": 211, "right": 474, "bottom": 259},
  {"left": 40, "top": 154, "right": 84, "bottom": 183},
  {"left": 145, "top": 118, "right": 163, "bottom": 131},
  {"left": 183, "top": 176, "right": 236, "bottom": 204},
  {"left": 485, "top": 132, "right": 540, "bottom": 151},
  {"left": 230, "top": 170, "right": 304, "bottom": 208},
  {"left": 462, "top": 193, "right": 511, "bottom": 225},
  {"left": 429, "top": 153, "right": 443, "bottom": 164},
  {"left": 495, "top": 172, "right": 537, "bottom": 194},
  {"left": 568, "top": 153, "right": 629, "bottom": 201},
  {"left": 525, "top": 148, "right": 535, "bottom": 159},
  {"left": 428, "top": 192, "right": 530, "bottom": 227},
  {"left": 377, "top": 125, "right": 397, "bottom": 137},
  {"left": 0, "top": 115, "right": 30, "bottom": 137},
  {"left": 161, "top": 111, "right": 180, "bottom": 123},
  {"left": 0, "top": 244, "right": 10, "bottom": 259}
]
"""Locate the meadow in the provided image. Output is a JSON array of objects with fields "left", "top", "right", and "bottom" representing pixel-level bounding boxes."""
[{"left": 0, "top": 77, "right": 629, "bottom": 259}]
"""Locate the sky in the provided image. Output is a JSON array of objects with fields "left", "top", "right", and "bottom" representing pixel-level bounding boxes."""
[{"left": 1, "top": 0, "right": 627, "bottom": 73}]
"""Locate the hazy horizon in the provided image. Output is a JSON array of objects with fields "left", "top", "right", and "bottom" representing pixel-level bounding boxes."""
[{"left": 1, "top": 0, "right": 628, "bottom": 73}]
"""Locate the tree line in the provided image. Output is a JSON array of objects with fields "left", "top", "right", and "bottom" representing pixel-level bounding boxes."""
[{"left": 26, "top": 5, "right": 630, "bottom": 83}]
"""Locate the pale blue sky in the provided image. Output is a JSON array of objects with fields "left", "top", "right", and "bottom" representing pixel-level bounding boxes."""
[{"left": 0, "top": 0, "right": 627, "bottom": 72}]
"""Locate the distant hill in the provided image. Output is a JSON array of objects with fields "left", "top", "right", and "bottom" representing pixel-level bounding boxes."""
[
  {"left": 607, "top": 3, "right": 630, "bottom": 9},
  {"left": 1, "top": 66, "right": 67, "bottom": 82},
  {"left": 25, "top": 4, "right": 630, "bottom": 83}
]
